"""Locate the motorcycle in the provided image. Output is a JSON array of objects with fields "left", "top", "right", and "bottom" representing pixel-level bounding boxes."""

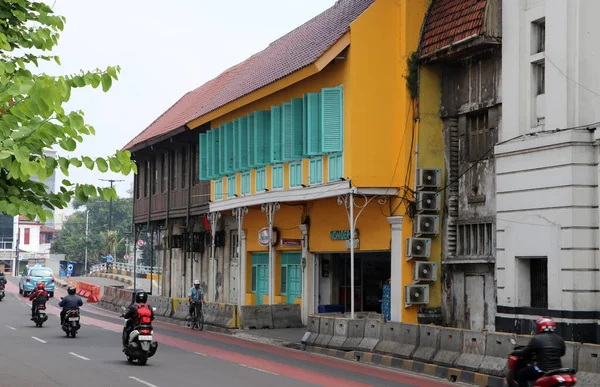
[
  {"left": 507, "top": 338, "right": 577, "bottom": 387},
  {"left": 32, "top": 303, "right": 48, "bottom": 327},
  {"left": 120, "top": 306, "right": 158, "bottom": 366},
  {"left": 61, "top": 306, "right": 81, "bottom": 338},
  {"left": 0, "top": 284, "right": 5, "bottom": 301}
]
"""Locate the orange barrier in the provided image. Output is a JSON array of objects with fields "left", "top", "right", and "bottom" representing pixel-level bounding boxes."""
[{"left": 76, "top": 281, "right": 101, "bottom": 303}]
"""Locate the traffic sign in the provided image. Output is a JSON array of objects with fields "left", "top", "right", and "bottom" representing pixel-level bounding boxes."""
[
  {"left": 66, "top": 263, "right": 74, "bottom": 276},
  {"left": 124, "top": 254, "right": 130, "bottom": 260},
  {"left": 136, "top": 240, "right": 146, "bottom": 248}
]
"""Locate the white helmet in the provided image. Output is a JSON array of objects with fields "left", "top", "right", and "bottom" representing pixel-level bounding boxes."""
[{"left": 194, "top": 280, "right": 200, "bottom": 285}]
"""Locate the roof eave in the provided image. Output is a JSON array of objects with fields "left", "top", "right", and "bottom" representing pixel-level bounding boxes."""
[
  {"left": 419, "top": 35, "right": 501, "bottom": 63},
  {"left": 186, "top": 31, "right": 351, "bottom": 131}
]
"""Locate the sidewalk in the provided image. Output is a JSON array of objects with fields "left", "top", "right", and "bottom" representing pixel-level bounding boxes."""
[
  {"left": 87, "top": 272, "right": 159, "bottom": 292},
  {"left": 231, "top": 328, "right": 306, "bottom": 349}
]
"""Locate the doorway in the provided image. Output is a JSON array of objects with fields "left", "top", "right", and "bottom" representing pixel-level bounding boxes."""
[
  {"left": 281, "top": 252, "right": 302, "bottom": 304},
  {"left": 251, "top": 253, "right": 269, "bottom": 305}
]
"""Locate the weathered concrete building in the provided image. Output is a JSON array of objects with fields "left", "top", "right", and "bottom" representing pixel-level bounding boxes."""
[{"left": 418, "top": 0, "right": 502, "bottom": 330}]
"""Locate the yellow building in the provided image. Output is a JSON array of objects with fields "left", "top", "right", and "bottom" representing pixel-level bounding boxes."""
[{"left": 181, "top": 0, "right": 439, "bottom": 325}]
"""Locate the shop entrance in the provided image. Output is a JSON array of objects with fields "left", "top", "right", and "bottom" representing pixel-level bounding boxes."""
[
  {"left": 251, "top": 253, "right": 269, "bottom": 305},
  {"left": 333, "top": 252, "right": 390, "bottom": 313},
  {"left": 281, "top": 252, "right": 302, "bottom": 304}
]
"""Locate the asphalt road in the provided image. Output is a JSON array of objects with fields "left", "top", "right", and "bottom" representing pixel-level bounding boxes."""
[{"left": 0, "top": 278, "right": 459, "bottom": 387}]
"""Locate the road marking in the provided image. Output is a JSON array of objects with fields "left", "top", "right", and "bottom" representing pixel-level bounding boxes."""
[
  {"left": 239, "top": 364, "right": 279, "bottom": 376},
  {"left": 194, "top": 352, "right": 207, "bottom": 356},
  {"left": 31, "top": 336, "right": 46, "bottom": 343},
  {"left": 128, "top": 376, "right": 159, "bottom": 387},
  {"left": 5, "top": 325, "right": 16, "bottom": 330},
  {"left": 69, "top": 352, "right": 90, "bottom": 361}
]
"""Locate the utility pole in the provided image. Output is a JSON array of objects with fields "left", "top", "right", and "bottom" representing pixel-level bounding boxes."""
[
  {"left": 99, "top": 178, "right": 125, "bottom": 231},
  {"left": 84, "top": 210, "right": 89, "bottom": 273}
]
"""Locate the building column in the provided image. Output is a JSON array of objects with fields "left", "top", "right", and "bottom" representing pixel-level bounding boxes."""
[
  {"left": 239, "top": 229, "right": 247, "bottom": 306},
  {"left": 387, "top": 216, "right": 404, "bottom": 322},
  {"left": 299, "top": 224, "right": 309, "bottom": 325},
  {"left": 208, "top": 211, "right": 221, "bottom": 302}
]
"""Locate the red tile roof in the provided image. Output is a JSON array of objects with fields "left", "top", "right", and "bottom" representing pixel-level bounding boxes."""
[
  {"left": 419, "top": 0, "right": 487, "bottom": 57},
  {"left": 124, "top": 0, "right": 375, "bottom": 151}
]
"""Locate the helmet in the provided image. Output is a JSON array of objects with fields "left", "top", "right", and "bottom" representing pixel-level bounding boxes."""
[
  {"left": 37, "top": 283, "right": 45, "bottom": 291},
  {"left": 67, "top": 286, "right": 76, "bottom": 295},
  {"left": 536, "top": 317, "right": 557, "bottom": 334},
  {"left": 135, "top": 291, "right": 148, "bottom": 304},
  {"left": 194, "top": 280, "right": 200, "bottom": 286}
]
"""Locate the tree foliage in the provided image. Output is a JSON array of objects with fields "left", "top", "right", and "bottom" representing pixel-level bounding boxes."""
[{"left": 0, "top": 0, "right": 136, "bottom": 222}]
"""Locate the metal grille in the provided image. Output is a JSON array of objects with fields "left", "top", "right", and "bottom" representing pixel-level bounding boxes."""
[
  {"left": 457, "top": 222, "right": 493, "bottom": 258},
  {"left": 530, "top": 258, "right": 548, "bottom": 309}
]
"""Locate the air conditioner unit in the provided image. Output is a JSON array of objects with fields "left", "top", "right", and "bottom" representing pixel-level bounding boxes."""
[
  {"left": 405, "top": 284, "right": 430, "bottom": 307},
  {"left": 413, "top": 262, "right": 437, "bottom": 283},
  {"left": 415, "top": 215, "right": 440, "bottom": 236},
  {"left": 406, "top": 237, "right": 431, "bottom": 260},
  {"left": 416, "top": 192, "right": 441, "bottom": 212},
  {"left": 416, "top": 168, "right": 441, "bottom": 190}
]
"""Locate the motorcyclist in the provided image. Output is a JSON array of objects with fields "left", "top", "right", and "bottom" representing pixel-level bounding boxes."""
[
  {"left": 517, "top": 317, "right": 566, "bottom": 387},
  {"left": 188, "top": 280, "right": 204, "bottom": 318},
  {"left": 0, "top": 271, "right": 6, "bottom": 287},
  {"left": 121, "top": 291, "right": 155, "bottom": 347},
  {"left": 29, "top": 283, "right": 49, "bottom": 320},
  {"left": 59, "top": 286, "right": 83, "bottom": 325}
]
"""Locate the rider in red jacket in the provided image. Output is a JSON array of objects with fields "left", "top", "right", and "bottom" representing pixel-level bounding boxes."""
[{"left": 29, "top": 283, "right": 49, "bottom": 319}]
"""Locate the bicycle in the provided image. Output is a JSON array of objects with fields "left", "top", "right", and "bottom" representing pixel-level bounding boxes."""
[{"left": 187, "top": 300, "right": 204, "bottom": 331}]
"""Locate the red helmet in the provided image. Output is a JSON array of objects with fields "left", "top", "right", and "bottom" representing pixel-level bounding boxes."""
[
  {"left": 536, "top": 317, "right": 556, "bottom": 333},
  {"left": 36, "top": 283, "right": 45, "bottom": 291}
]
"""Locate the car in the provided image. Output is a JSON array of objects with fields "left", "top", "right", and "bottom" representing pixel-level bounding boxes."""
[{"left": 19, "top": 264, "right": 55, "bottom": 297}]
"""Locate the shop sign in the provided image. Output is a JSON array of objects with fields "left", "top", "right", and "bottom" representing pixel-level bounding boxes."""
[
  {"left": 258, "top": 227, "right": 277, "bottom": 247},
  {"left": 330, "top": 229, "right": 359, "bottom": 241},
  {"left": 281, "top": 238, "right": 302, "bottom": 247}
]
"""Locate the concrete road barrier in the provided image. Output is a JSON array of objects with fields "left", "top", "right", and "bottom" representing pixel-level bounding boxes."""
[
  {"left": 577, "top": 343, "right": 600, "bottom": 386},
  {"left": 358, "top": 319, "right": 381, "bottom": 352},
  {"left": 374, "top": 322, "right": 419, "bottom": 359},
  {"left": 478, "top": 332, "right": 515, "bottom": 377},
  {"left": 412, "top": 325, "right": 440, "bottom": 363},
  {"left": 302, "top": 315, "right": 320, "bottom": 345},
  {"left": 271, "top": 304, "right": 302, "bottom": 329},
  {"left": 342, "top": 319, "right": 366, "bottom": 351},
  {"left": 239, "top": 305, "right": 274, "bottom": 329},
  {"left": 314, "top": 316, "right": 335, "bottom": 347},
  {"left": 213, "top": 303, "right": 238, "bottom": 329},
  {"left": 327, "top": 318, "right": 349, "bottom": 349},
  {"left": 433, "top": 327, "right": 464, "bottom": 368},
  {"left": 456, "top": 331, "right": 486, "bottom": 372}
]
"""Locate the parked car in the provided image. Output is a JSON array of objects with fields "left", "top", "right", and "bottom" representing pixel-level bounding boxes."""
[{"left": 19, "top": 264, "right": 55, "bottom": 297}]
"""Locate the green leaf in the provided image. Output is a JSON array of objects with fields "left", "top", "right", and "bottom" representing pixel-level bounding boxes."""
[
  {"left": 96, "top": 158, "right": 108, "bottom": 172},
  {"left": 0, "top": 150, "right": 13, "bottom": 160},
  {"left": 54, "top": 56, "right": 61, "bottom": 66},
  {"left": 108, "top": 157, "right": 121, "bottom": 172},
  {"left": 82, "top": 156, "right": 94, "bottom": 169},
  {"left": 101, "top": 73, "right": 112, "bottom": 92},
  {"left": 59, "top": 138, "right": 77, "bottom": 151},
  {"left": 73, "top": 76, "right": 85, "bottom": 87},
  {"left": 62, "top": 179, "right": 72, "bottom": 186},
  {"left": 91, "top": 74, "right": 101, "bottom": 89},
  {"left": 69, "top": 158, "right": 82, "bottom": 167}
]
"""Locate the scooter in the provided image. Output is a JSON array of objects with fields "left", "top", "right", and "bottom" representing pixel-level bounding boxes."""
[
  {"left": 0, "top": 284, "right": 5, "bottom": 301},
  {"left": 61, "top": 307, "right": 81, "bottom": 338},
  {"left": 120, "top": 306, "right": 158, "bottom": 366},
  {"left": 32, "top": 303, "right": 48, "bottom": 327},
  {"left": 507, "top": 338, "right": 577, "bottom": 387}
]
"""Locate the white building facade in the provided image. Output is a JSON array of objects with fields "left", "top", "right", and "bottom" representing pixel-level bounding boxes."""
[{"left": 497, "top": 0, "right": 600, "bottom": 343}]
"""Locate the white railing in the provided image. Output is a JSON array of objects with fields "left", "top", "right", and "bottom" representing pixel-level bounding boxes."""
[{"left": 90, "top": 262, "right": 162, "bottom": 275}]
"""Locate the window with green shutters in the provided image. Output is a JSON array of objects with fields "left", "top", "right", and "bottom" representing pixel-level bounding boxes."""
[
  {"left": 238, "top": 116, "right": 249, "bottom": 171},
  {"left": 224, "top": 122, "right": 234, "bottom": 173},
  {"left": 321, "top": 86, "right": 343, "bottom": 153},
  {"left": 227, "top": 174, "right": 236, "bottom": 197},
  {"left": 290, "top": 161, "right": 302, "bottom": 187},
  {"left": 305, "top": 92, "right": 321, "bottom": 155},
  {"left": 309, "top": 156, "right": 323, "bottom": 185},
  {"left": 282, "top": 102, "right": 293, "bottom": 161},
  {"left": 214, "top": 178, "right": 223, "bottom": 200},
  {"left": 270, "top": 106, "right": 283, "bottom": 163},
  {"left": 206, "top": 130, "right": 214, "bottom": 179},
  {"left": 272, "top": 164, "right": 284, "bottom": 189},
  {"left": 232, "top": 119, "right": 240, "bottom": 172},
  {"left": 254, "top": 110, "right": 271, "bottom": 166},
  {"left": 199, "top": 133, "right": 208, "bottom": 180},
  {"left": 256, "top": 167, "right": 266, "bottom": 191},
  {"left": 247, "top": 112, "right": 256, "bottom": 168},
  {"left": 241, "top": 171, "right": 251, "bottom": 195},
  {"left": 291, "top": 98, "right": 304, "bottom": 159},
  {"left": 328, "top": 152, "right": 343, "bottom": 181},
  {"left": 218, "top": 125, "right": 225, "bottom": 176}
]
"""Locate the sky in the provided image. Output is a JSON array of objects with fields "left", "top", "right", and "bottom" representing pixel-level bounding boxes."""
[{"left": 41, "top": 0, "right": 337, "bottom": 198}]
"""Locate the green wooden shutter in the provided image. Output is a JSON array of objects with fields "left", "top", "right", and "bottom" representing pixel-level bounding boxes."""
[
  {"left": 291, "top": 98, "right": 303, "bottom": 159},
  {"left": 218, "top": 125, "right": 225, "bottom": 176},
  {"left": 306, "top": 93, "right": 321, "bottom": 155},
  {"left": 254, "top": 111, "right": 270, "bottom": 166},
  {"left": 321, "top": 86, "right": 343, "bottom": 153},
  {"left": 271, "top": 106, "right": 282, "bottom": 163},
  {"left": 207, "top": 130, "right": 214, "bottom": 179},
  {"left": 199, "top": 133, "right": 207, "bottom": 180},
  {"left": 239, "top": 116, "right": 249, "bottom": 171},
  {"left": 282, "top": 102, "right": 293, "bottom": 161},
  {"left": 225, "top": 122, "right": 234, "bottom": 173},
  {"left": 309, "top": 156, "right": 323, "bottom": 185},
  {"left": 232, "top": 119, "right": 239, "bottom": 172},
  {"left": 328, "top": 152, "right": 343, "bottom": 181},
  {"left": 247, "top": 113, "right": 256, "bottom": 168}
]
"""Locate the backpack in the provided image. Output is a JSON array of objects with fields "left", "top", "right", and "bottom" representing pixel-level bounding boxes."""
[{"left": 135, "top": 303, "right": 152, "bottom": 325}]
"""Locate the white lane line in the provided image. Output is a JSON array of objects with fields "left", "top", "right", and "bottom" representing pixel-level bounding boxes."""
[
  {"left": 31, "top": 336, "right": 46, "bottom": 343},
  {"left": 194, "top": 352, "right": 208, "bottom": 356},
  {"left": 238, "top": 364, "right": 279, "bottom": 376},
  {"left": 5, "top": 325, "right": 16, "bottom": 330},
  {"left": 128, "top": 376, "right": 159, "bottom": 387},
  {"left": 69, "top": 352, "right": 90, "bottom": 361}
]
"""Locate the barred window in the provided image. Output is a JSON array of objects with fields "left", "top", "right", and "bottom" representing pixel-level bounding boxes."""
[{"left": 457, "top": 223, "right": 493, "bottom": 257}]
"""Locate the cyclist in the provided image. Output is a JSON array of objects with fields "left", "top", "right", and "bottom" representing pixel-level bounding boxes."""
[{"left": 188, "top": 280, "right": 205, "bottom": 320}]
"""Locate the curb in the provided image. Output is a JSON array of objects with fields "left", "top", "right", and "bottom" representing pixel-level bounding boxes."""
[
  {"left": 88, "top": 272, "right": 134, "bottom": 286},
  {"left": 305, "top": 347, "right": 506, "bottom": 387}
]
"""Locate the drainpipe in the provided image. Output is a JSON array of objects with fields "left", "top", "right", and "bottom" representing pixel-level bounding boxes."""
[{"left": 299, "top": 223, "right": 309, "bottom": 324}]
